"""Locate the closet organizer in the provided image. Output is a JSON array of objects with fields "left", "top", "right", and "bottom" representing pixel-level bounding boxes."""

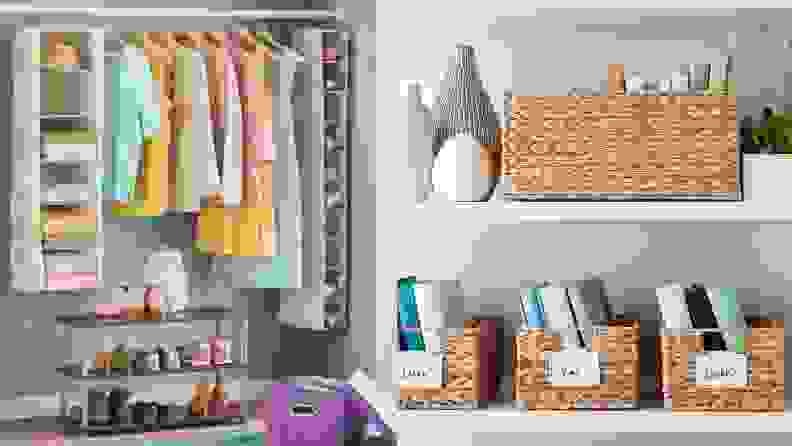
[
  {"left": 11, "top": 22, "right": 351, "bottom": 329},
  {"left": 105, "top": 31, "right": 290, "bottom": 259}
]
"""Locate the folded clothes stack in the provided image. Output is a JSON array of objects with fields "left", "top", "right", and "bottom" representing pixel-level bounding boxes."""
[
  {"left": 41, "top": 207, "right": 97, "bottom": 241},
  {"left": 42, "top": 128, "right": 97, "bottom": 163}
]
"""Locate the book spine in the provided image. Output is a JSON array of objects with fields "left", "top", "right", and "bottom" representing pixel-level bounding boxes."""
[
  {"left": 566, "top": 286, "right": 593, "bottom": 350},
  {"left": 707, "top": 287, "right": 747, "bottom": 353},
  {"left": 657, "top": 283, "right": 692, "bottom": 332},
  {"left": 521, "top": 288, "right": 545, "bottom": 329},
  {"left": 397, "top": 278, "right": 425, "bottom": 351},
  {"left": 541, "top": 286, "right": 579, "bottom": 350},
  {"left": 685, "top": 284, "right": 727, "bottom": 351}
]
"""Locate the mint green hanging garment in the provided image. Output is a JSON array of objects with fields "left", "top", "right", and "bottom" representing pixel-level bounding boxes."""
[{"left": 109, "top": 46, "right": 160, "bottom": 202}]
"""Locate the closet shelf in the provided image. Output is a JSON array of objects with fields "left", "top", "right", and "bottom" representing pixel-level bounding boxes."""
[
  {"left": 416, "top": 155, "right": 792, "bottom": 222},
  {"left": 39, "top": 113, "right": 89, "bottom": 120},
  {"left": 38, "top": 64, "right": 90, "bottom": 73},
  {"left": 56, "top": 362, "right": 248, "bottom": 380},
  {"left": 395, "top": 406, "right": 792, "bottom": 434},
  {"left": 64, "top": 415, "right": 247, "bottom": 439},
  {"left": 56, "top": 305, "right": 234, "bottom": 328}
]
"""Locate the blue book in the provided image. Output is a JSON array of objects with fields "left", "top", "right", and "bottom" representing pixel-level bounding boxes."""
[
  {"left": 520, "top": 287, "right": 545, "bottom": 329},
  {"left": 398, "top": 277, "right": 426, "bottom": 351}
]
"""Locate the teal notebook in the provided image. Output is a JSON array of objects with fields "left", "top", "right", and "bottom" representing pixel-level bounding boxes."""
[{"left": 398, "top": 277, "right": 426, "bottom": 351}]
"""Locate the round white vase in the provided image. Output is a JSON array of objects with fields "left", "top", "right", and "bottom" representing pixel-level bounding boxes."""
[
  {"left": 431, "top": 44, "right": 499, "bottom": 202},
  {"left": 433, "top": 133, "right": 496, "bottom": 202}
]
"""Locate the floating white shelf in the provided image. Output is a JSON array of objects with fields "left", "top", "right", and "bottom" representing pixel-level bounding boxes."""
[
  {"left": 395, "top": 407, "right": 792, "bottom": 434},
  {"left": 417, "top": 155, "right": 792, "bottom": 222}
]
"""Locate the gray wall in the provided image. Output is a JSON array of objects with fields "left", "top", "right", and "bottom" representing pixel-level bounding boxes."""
[
  {"left": 0, "top": 0, "right": 376, "bottom": 409},
  {"left": 376, "top": 4, "right": 792, "bottom": 403}
]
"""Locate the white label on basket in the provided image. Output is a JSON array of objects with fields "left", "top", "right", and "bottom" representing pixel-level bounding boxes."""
[
  {"left": 544, "top": 351, "right": 600, "bottom": 386},
  {"left": 694, "top": 351, "right": 748, "bottom": 386},
  {"left": 396, "top": 352, "right": 444, "bottom": 386}
]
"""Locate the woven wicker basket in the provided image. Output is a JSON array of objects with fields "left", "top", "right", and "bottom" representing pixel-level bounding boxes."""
[
  {"left": 400, "top": 320, "right": 486, "bottom": 409},
  {"left": 500, "top": 64, "right": 739, "bottom": 200},
  {"left": 658, "top": 320, "right": 784, "bottom": 412},
  {"left": 513, "top": 320, "right": 640, "bottom": 410}
]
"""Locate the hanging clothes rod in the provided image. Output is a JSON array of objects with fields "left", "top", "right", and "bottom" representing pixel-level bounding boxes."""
[
  {"left": 102, "top": 35, "right": 308, "bottom": 64},
  {"left": 231, "top": 24, "right": 307, "bottom": 63},
  {"left": 0, "top": 6, "right": 338, "bottom": 20}
]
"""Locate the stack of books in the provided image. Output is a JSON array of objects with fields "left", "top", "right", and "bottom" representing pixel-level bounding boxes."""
[
  {"left": 518, "top": 280, "right": 612, "bottom": 351},
  {"left": 656, "top": 284, "right": 747, "bottom": 352}
]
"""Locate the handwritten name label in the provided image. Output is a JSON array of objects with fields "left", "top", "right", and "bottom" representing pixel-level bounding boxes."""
[
  {"left": 396, "top": 352, "right": 444, "bottom": 386},
  {"left": 694, "top": 352, "right": 748, "bottom": 386},
  {"left": 544, "top": 351, "right": 600, "bottom": 386},
  {"left": 401, "top": 369, "right": 429, "bottom": 378}
]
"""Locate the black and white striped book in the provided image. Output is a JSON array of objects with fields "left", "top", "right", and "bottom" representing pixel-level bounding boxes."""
[
  {"left": 566, "top": 286, "right": 593, "bottom": 350},
  {"left": 685, "top": 284, "right": 727, "bottom": 351},
  {"left": 705, "top": 287, "right": 748, "bottom": 352}
]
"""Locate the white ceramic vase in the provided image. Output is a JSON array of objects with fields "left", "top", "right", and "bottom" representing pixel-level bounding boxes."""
[
  {"left": 432, "top": 44, "right": 498, "bottom": 202},
  {"left": 433, "top": 133, "right": 495, "bottom": 202}
]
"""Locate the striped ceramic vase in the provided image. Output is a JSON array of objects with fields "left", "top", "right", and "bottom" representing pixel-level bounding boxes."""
[{"left": 432, "top": 44, "right": 499, "bottom": 202}]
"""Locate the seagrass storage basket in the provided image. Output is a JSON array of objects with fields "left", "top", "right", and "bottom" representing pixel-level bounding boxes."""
[
  {"left": 500, "top": 64, "right": 740, "bottom": 201},
  {"left": 513, "top": 320, "right": 640, "bottom": 410},
  {"left": 658, "top": 319, "right": 784, "bottom": 412},
  {"left": 400, "top": 320, "right": 498, "bottom": 410}
]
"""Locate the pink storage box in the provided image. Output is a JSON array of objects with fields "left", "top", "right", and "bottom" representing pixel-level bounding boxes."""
[
  {"left": 47, "top": 272, "right": 96, "bottom": 291},
  {"left": 208, "top": 399, "right": 241, "bottom": 417},
  {"left": 209, "top": 336, "right": 230, "bottom": 366},
  {"left": 95, "top": 303, "right": 124, "bottom": 319},
  {"left": 191, "top": 345, "right": 213, "bottom": 368}
]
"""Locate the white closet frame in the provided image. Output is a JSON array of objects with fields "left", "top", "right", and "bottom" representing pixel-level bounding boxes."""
[{"left": 11, "top": 26, "right": 105, "bottom": 293}]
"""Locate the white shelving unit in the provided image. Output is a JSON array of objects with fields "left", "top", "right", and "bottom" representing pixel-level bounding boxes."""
[
  {"left": 11, "top": 27, "right": 104, "bottom": 293},
  {"left": 417, "top": 155, "right": 792, "bottom": 222},
  {"left": 395, "top": 406, "right": 792, "bottom": 435}
]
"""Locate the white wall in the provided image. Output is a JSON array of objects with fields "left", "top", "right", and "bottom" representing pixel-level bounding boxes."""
[{"left": 377, "top": 4, "right": 792, "bottom": 404}]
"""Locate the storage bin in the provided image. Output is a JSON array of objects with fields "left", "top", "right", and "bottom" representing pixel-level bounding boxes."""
[
  {"left": 513, "top": 320, "right": 640, "bottom": 410},
  {"left": 252, "top": 377, "right": 372, "bottom": 446},
  {"left": 399, "top": 319, "right": 499, "bottom": 409},
  {"left": 501, "top": 64, "right": 739, "bottom": 201},
  {"left": 658, "top": 319, "right": 784, "bottom": 412}
]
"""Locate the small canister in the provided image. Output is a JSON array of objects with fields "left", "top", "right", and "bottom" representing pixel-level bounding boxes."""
[
  {"left": 66, "top": 401, "right": 82, "bottom": 425},
  {"left": 176, "top": 346, "right": 187, "bottom": 368},
  {"left": 128, "top": 348, "right": 145, "bottom": 375},
  {"left": 158, "top": 403, "right": 186, "bottom": 427},
  {"left": 132, "top": 402, "right": 159, "bottom": 427},
  {"left": 163, "top": 348, "right": 182, "bottom": 371},
  {"left": 223, "top": 339, "right": 233, "bottom": 365},
  {"left": 154, "top": 345, "right": 167, "bottom": 370},
  {"left": 142, "top": 402, "right": 159, "bottom": 427},
  {"left": 115, "top": 403, "right": 134, "bottom": 426},
  {"left": 80, "top": 359, "right": 92, "bottom": 377},
  {"left": 87, "top": 389, "right": 111, "bottom": 426},
  {"left": 145, "top": 350, "right": 161, "bottom": 373}
]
